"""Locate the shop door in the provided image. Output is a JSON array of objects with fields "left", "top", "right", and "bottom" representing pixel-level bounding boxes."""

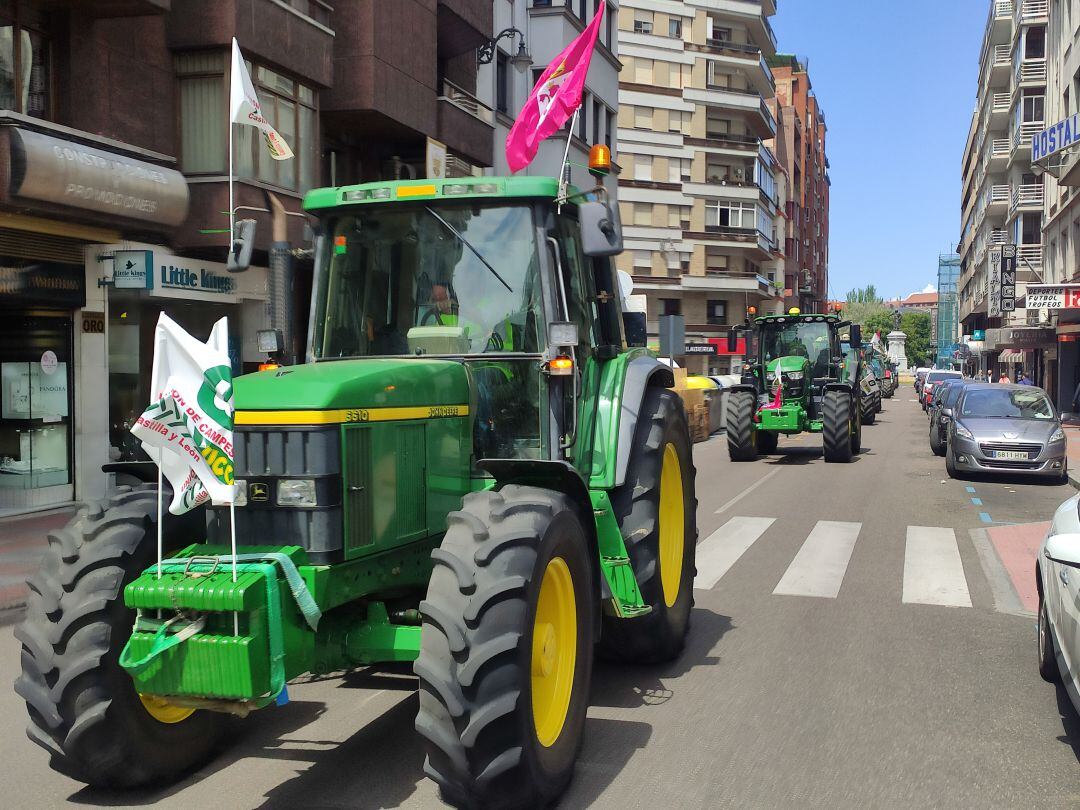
[{"left": 0, "top": 314, "right": 74, "bottom": 497}]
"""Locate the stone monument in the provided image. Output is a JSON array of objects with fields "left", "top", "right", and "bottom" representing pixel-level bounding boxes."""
[{"left": 887, "top": 330, "right": 908, "bottom": 371}]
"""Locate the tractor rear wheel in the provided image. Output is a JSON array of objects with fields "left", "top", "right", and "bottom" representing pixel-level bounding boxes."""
[
  {"left": 726, "top": 391, "right": 758, "bottom": 461},
  {"left": 598, "top": 387, "right": 697, "bottom": 663},
  {"left": 859, "top": 394, "right": 876, "bottom": 426},
  {"left": 15, "top": 485, "right": 225, "bottom": 788},
  {"left": 822, "top": 389, "right": 855, "bottom": 463},
  {"left": 415, "top": 486, "right": 595, "bottom": 810}
]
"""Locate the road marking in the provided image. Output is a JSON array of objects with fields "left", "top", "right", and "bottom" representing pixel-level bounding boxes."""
[
  {"left": 966, "top": 486, "right": 977, "bottom": 494},
  {"left": 773, "top": 521, "right": 861, "bottom": 599},
  {"left": 969, "top": 528, "right": 1029, "bottom": 617},
  {"left": 971, "top": 497, "right": 983, "bottom": 506},
  {"left": 714, "top": 467, "right": 781, "bottom": 514},
  {"left": 979, "top": 512, "right": 993, "bottom": 523},
  {"left": 694, "top": 516, "right": 775, "bottom": 590},
  {"left": 903, "top": 526, "right": 972, "bottom": 608}
]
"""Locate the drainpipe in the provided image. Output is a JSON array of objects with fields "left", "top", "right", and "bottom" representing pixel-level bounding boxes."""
[{"left": 265, "top": 191, "right": 295, "bottom": 364}]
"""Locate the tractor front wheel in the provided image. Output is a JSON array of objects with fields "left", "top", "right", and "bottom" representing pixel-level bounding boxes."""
[
  {"left": 822, "top": 390, "right": 856, "bottom": 463},
  {"left": 726, "top": 391, "right": 758, "bottom": 461},
  {"left": 859, "top": 394, "right": 876, "bottom": 426},
  {"left": 15, "top": 485, "right": 225, "bottom": 788},
  {"left": 415, "top": 486, "right": 595, "bottom": 810},
  {"left": 598, "top": 387, "right": 697, "bottom": 663}
]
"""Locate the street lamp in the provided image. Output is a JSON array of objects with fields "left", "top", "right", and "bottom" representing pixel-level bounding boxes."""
[{"left": 477, "top": 28, "right": 533, "bottom": 73}]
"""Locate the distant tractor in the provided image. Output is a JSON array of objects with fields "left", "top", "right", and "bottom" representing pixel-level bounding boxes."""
[
  {"left": 840, "top": 338, "right": 880, "bottom": 426},
  {"left": 16, "top": 159, "right": 698, "bottom": 808},
  {"left": 725, "top": 310, "right": 862, "bottom": 462}
]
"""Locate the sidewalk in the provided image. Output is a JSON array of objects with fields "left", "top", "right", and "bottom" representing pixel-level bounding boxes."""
[{"left": 0, "top": 506, "right": 79, "bottom": 619}]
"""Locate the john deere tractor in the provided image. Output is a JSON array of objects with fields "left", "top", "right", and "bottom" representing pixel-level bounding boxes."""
[
  {"left": 15, "top": 168, "right": 698, "bottom": 808},
  {"left": 725, "top": 310, "right": 861, "bottom": 462}
]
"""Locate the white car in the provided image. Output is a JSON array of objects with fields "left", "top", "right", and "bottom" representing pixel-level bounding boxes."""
[{"left": 1037, "top": 493, "right": 1080, "bottom": 712}]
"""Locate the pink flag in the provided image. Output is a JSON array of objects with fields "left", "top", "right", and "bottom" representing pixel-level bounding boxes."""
[{"left": 505, "top": 4, "right": 605, "bottom": 173}]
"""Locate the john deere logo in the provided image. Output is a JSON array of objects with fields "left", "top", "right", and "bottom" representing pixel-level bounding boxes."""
[{"left": 250, "top": 482, "right": 270, "bottom": 502}]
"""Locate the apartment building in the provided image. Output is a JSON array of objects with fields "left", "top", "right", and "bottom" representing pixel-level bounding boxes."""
[
  {"left": 768, "top": 55, "right": 830, "bottom": 314},
  {"left": 0, "top": 0, "right": 493, "bottom": 514},
  {"left": 959, "top": 0, "right": 1052, "bottom": 386},
  {"left": 615, "top": 0, "right": 784, "bottom": 375},
  {"left": 479, "top": 0, "right": 620, "bottom": 196}
]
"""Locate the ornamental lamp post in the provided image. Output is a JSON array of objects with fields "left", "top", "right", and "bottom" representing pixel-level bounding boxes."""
[{"left": 477, "top": 28, "right": 533, "bottom": 73}]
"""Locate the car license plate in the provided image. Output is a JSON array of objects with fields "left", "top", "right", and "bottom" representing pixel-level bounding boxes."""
[{"left": 993, "top": 450, "right": 1029, "bottom": 460}]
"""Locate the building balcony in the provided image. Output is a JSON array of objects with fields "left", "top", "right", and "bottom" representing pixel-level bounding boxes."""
[
  {"left": 686, "top": 132, "right": 760, "bottom": 153},
  {"left": 986, "top": 136, "right": 1010, "bottom": 169},
  {"left": 685, "top": 85, "right": 776, "bottom": 138},
  {"left": 987, "top": 43, "right": 1012, "bottom": 88},
  {"left": 987, "top": 91, "right": 1011, "bottom": 126},
  {"left": 684, "top": 224, "right": 775, "bottom": 259},
  {"left": 693, "top": 41, "right": 775, "bottom": 97},
  {"left": 1018, "top": 243, "right": 1043, "bottom": 271},
  {"left": 1011, "top": 119, "right": 1043, "bottom": 161},
  {"left": 985, "top": 183, "right": 1010, "bottom": 213},
  {"left": 437, "top": 81, "right": 495, "bottom": 167},
  {"left": 1015, "top": 59, "right": 1047, "bottom": 89},
  {"left": 1010, "top": 183, "right": 1044, "bottom": 212},
  {"left": 985, "top": 1, "right": 1013, "bottom": 46},
  {"left": 1014, "top": 0, "right": 1049, "bottom": 28}
]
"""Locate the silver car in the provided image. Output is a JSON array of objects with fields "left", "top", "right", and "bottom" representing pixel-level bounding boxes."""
[{"left": 945, "top": 384, "right": 1067, "bottom": 483}]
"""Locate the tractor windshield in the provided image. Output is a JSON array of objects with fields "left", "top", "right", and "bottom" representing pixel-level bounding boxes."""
[
  {"left": 312, "top": 203, "right": 543, "bottom": 358},
  {"left": 761, "top": 321, "right": 832, "bottom": 372}
]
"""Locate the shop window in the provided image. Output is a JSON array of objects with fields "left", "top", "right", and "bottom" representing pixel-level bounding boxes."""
[
  {"left": 660, "top": 298, "right": 681, "bottom": 316},
  {"left": 0, "top": 4, "right": 52, "bottom": 119},
  {"left": 176, "top": 51, "right": 318, "bottom": 193}
]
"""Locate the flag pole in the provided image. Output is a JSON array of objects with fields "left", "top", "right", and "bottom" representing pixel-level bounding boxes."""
[
  {"left": 156, "top": 448, "right": 163, "bottom": 580},
  {"left": 557, "top": 108, "right": 580, "bottom": 208}
]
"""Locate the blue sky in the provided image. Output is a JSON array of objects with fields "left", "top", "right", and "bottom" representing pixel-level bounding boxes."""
[{"left": 772, "top": 0, "right": 984, "bottom": 300}]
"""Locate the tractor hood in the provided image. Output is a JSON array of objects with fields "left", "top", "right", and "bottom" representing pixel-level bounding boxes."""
[
  {"left": 767, "top": 356, "right": 811, "bottom": 376},
  {"left": 234, "top": 358, "right": 471, "bottom": 412}
]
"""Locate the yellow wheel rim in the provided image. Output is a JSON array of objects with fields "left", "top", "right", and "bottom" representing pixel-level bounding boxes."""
[
  {"left": 531, "top": 556, "right": 577, "bottom": 748},
  {"left": 139, "top": 693, "right": 195, "bottom": 724},
  {"left": 658, "top": 443, "right": 685, "bottom": 609}
]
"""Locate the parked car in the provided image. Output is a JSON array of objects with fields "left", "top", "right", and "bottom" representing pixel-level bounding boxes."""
[
  {"left": 914, "top": 367, "right": 931, "bottom": 394},
  {"left": 945, "top": 384, "right": 1068, "bottom": 483},
  {"left": 928, "top": 378, "right": 968, "bottom": 456},
  {"left": 922, "top": 369, "right": 964, "bottom": 411},
  {"left": 1036, "top": 494, "right": 1080, "bottom": 706}
]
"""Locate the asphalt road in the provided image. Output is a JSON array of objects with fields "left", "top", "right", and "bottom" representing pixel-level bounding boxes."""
[{"left": 1, "top": 392, "right": 1078, "bottom": 808}]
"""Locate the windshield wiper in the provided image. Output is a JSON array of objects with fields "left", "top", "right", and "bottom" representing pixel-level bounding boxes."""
[{"left": 423, "top": 206, "right": 513, "bottom": 292}]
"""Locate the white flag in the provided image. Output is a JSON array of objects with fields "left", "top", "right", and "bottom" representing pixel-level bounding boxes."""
[
  {"left": 229, "top": 38, "right": 293, "bottom": 161},
  {"left": 131, "top": 314, "right": 236, "bottom": 515}
]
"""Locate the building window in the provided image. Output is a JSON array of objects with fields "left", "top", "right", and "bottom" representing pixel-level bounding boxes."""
[
  {"left": 602, "top": 2, "right": 615, "bottom": 49},
  {"left": 605, "top": 108, "right": 615, "bottom": 148},
  {"left": 177, "top": 51, "right": 317, "bottom": 192},
  {"left": 669, "top": 18, "right": 682, "bottom": 39},
  {"left": 578, "top": 92, "right": 588, "bottom": 140},
  {"left": 0, "top": 6, "right": 52, "bottom": 119},
  {"left": 496, "top": 50, "right": 510, "bottom": 114},
  {"left": 634, "top": 58, "right": 653, "bottom": 84},
  {"left": 592, "top": 98, "right": 602, "bottom": 145},
  {"left": 1021, "top": 88, "right": 1044, "bottom": 123},
  {"left": 634, "top": 106, "right": 652, "bottom": 129},
  {"left": 635, "top": 154, "right": 653, "bottom": 181},
  {"left": 633, "top": 250, "right": 651, "bottom": 268},
  {"left": 706, "top": 200, "right": 756, "bottom": 229},
  {"left": 661, "top": 298, "right": 681, "bottom": 316},
  {"left": 633, "top": 203, "right": 651, "bottom": 225},
  {"left": 707, "top": 300, "right": 727, "bottom": 325},
  {"left": 633, "top": 11, "right": 653, "bottom": 34}
]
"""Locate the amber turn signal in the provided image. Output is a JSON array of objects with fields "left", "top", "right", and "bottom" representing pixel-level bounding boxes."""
[
  {"left": 259, "top": 362, "right": 280, "bottom": 372},
  {"left": 548, "top": 356, "right": 574, "bottom": 376},
  {"left": 588, "top": 144, "right": 612, "bottom": 177}
]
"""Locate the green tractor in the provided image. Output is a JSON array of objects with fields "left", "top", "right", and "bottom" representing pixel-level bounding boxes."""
[
  {"left": 15, "top": 174, "right": 698, "bottom": 808},
  {"left": 725, "top": 310, "right": 861, "bottom": 462}
]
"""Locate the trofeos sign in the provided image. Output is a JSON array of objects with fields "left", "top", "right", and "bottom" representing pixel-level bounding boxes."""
[
  {"left": 1025, "top": 284, "right": 1080, "bottom": 309},
  {"left": 10, "top": 129, "right": 189, "bottom": 227}
]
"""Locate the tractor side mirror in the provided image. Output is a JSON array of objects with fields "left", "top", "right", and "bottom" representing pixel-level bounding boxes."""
[
  {"left": 848, "top": 324, "right": 862, "bottom": 347},
  {"left": 227, "top": 218, "right": 257, "bottom": 273},
  {"left": 727, "top": 328, "right": 739, "bottom": 354},
  {"left": 579, "top": 200, "right": 623, "bottom": 257}
]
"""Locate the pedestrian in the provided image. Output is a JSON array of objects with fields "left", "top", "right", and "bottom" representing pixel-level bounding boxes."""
[
  {"left": 998, "top": 371, "right": 1010, "bottom": 383},
  {"left": 1019, "top": 370, "right": 1033, "bottom": 386}
]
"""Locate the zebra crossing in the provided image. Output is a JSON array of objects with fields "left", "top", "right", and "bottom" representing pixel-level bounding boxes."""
[{"left": 693, "top": 515, "right": 1006, "bottom": 610}]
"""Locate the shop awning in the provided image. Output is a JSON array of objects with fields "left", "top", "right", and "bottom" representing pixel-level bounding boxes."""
[{"left": 997, "top": 349, "right": 1025, "bottom": 363}]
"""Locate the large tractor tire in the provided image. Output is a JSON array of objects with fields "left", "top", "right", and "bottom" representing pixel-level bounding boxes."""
[
  {"left": 15, "top": 485, "right": 225, "bottom": 788},
  {"left": 822, "top": 389, "right": 856, "bottom": 463},
  {"left": 415, "top": 486, "right": 595, "bottom": 810},
  {"left": 859, "top": 394, "right": 876, "bottom": 426},
  {"left": 726, "top": 391, "right": 758, "bottom": 461},
  {"left": 598, "top": 387, "right": 697, "bottom": 664}
]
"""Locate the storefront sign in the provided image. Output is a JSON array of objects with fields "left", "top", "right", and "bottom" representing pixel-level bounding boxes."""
[
  {"left": 1000, "top": 326, "right": 1056, "bottom": 348},
  {"left": 972, "top": 329, "right": 986, "bottom": 341},
  {"left": 1000, "top": 245, "right": 1016, "bottom": 313},
  {"left": 426, "top": 137, "right": 447, "bottom": 179},
  {"left": 10, "top": 129, "right": 189, "bottom": 227},
  {"left": 158, "top": 261, "right": 234, "bottom": 295},
  {"left": 1032, "top": 113, "right": 1080, "bottom": 162},
  {"left": 1025, "top": 284, "right": 1080, "bottom": 309},
  {"left": 685, "top": 343, "right": 718, "bottom": 355},
  {"left": 81, "top": 311, "right": 105, "bottom": 333},
  {"left": 0, "top": 260, "right": 86, "bottom": 308},
  {"left": 113, "top": 250, "right": 153, "bottom": 289},
  {"left": 989, "top": 249, "right": 1001, "bottom": 318}
]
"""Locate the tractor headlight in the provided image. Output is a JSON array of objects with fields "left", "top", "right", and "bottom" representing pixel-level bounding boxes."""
[
  {"left": 786, "top": 371, "right": 804, "bottom": 381},
  {"left": 277, "top": 479, "right": 317, "bottom": 507},
  {"left": 233, "top": 480, "right": 248, "bottom": 507}
]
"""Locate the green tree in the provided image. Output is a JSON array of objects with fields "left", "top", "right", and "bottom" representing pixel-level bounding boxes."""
[
  {"left": 840, "top": 301, "right": 890, "bottom": 332},
  {"left": 845, "top": 285, "right": 881, "bottom": 305},
  {"left": 863, "top": 310, "right": 895, "bottom": 340},
  {"left": 900, "top": 311, "right": 932, "bottom": 367}
]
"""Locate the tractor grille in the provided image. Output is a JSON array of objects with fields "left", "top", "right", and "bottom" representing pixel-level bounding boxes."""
[{"left": 208, "top": 426, "right": 344, "bottom": 564}]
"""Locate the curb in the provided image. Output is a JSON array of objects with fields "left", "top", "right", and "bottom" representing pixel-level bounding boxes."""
[{"left": 1070, "top": 469, "right": 1080, "bottom": 491}]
